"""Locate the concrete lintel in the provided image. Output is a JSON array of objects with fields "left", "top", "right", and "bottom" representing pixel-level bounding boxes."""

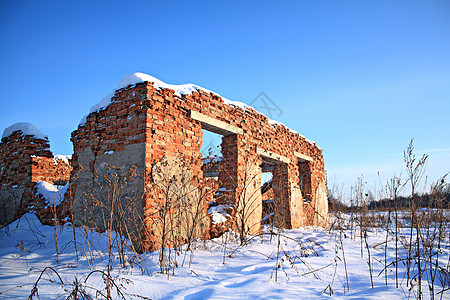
[
  {"left": 189, "top": 110, "right": 243, "bottom": 136},
  {"left": 294, "top": 151, "right": 313, "bottom": 162},
  {"left": 257, "top": 148, "right": 291, "bottom": 164}
]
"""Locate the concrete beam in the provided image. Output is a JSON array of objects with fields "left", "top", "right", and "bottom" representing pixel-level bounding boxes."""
[
  {"left": 294, "top": 151, "right": 313, "bottom": 162},
  {"left": 257, "top": 148, "right": 291, "bottom": 164},
  {"left": 189, "top": 110, "right": 243, "bottom": 136}
]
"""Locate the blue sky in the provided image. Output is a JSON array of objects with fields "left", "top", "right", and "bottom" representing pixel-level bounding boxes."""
[{"left": 1, "top": 0, "right": 449, "bottom": 195}]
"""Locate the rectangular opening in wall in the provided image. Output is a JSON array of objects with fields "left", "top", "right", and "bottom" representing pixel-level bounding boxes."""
[
  {"left": 199, "top": 128, "right": 231, "bottom": 221},
  {"left": 298, "top": 160, "right": 312, "bottom": 204},
  {"left": 259, "top": 152, "right": 291, "bottom": 228},
  {"left": 200, "top": 129, "right": 224, "bottom": 178},
  {"left": 261, "top": 160, "right": 274, "bottom": 225}
]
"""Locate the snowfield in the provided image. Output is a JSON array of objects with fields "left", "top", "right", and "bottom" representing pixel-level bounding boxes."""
[{"left": 0, "top": 213, "right": 448, "bottom": 299}]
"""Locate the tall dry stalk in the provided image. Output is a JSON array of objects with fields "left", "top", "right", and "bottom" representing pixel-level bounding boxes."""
[
  {"left": 404, "top": 138, "right": 428, "bottom": 298},
  {"left": 385, "top": 174, "right": 404, "bottom": 288}
]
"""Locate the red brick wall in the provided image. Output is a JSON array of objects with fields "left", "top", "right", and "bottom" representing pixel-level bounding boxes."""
[
  {"left": 70, "top": 84, "right": 148, "bottom": 174},
  {"left": 31, "top": 156, "right": 71, "bottom": 184},
  {"left": 0, "top": 132, "right": 52, "bottom": 188}
]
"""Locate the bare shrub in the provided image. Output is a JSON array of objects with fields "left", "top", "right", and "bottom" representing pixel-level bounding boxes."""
[
  {"left": 28, "top": 266, "right": 150, "bottom": 299},
  {"left": 81, "top": 164, "right": 145, "bottom": 268},
  {"left": 149, "top": 156, "right": 211, "bottom": 274}
]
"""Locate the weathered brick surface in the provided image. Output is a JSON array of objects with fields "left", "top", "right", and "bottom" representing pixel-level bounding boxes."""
[
  {"left": 0, "top": 131, "right": 72, "bottom": 225},
  {"left": 71, "top": 80, "right": 327, "bottom": 250}
]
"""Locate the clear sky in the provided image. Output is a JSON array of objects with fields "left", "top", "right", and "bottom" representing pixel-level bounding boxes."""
[{"left": 1, "top": 0, "right": 449, "bottom": 196}]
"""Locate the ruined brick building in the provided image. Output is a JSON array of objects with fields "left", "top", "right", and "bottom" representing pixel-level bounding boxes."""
[
  {"left": 0, "top": 123, "right": 72, "bottom": 225},
  {"left": 69, "top": 73, "right": 328, "bottom": 250},
  {"left": 1, "top": 73, "right": 328, "bottom": 251}
]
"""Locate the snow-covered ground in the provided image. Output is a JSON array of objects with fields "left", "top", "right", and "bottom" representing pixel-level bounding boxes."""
[{"left": 0, "top": 213, "right": 448, "bottom": 299}]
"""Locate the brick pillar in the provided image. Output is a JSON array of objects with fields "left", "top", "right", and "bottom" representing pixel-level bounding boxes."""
[
  {"left": 272, "top": 163, "right": 290, "bottom": 228},
  {"left": 220, "top": 134, "right": 262, "bottom": 235},
  {"left": 287, "top": 163, "right": 304, "bottom": 228},
  {"left": 219, "top": 134, "right": 239, "bottom": 206},
  {"left": 270, "top": 161, "right": 305, "bottom": 229},
  {"left": 298, "top": 160, "right": 313, "bottom": 225}
]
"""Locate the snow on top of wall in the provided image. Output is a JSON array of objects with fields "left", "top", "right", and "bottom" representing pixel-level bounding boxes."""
[
  {"left": 83, "top": 72, "right": 250, "bottom": 122},
  {"left": 2, "top": 122, "right": 48, "bottom": 140},
  {"left": 35, "top": 181, "right": 69, "bottom": 207},
  {"left": 54, "top": 154, "right": 72, "bottom": 165},
  {"left": 80, "top": 72, "right": 318, "bottom": 148},
  {"left": 89, "top": 73, "right": 201, "bottom": 114}
]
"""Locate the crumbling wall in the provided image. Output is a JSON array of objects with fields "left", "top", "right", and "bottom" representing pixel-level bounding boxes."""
[
  {"left": 0, "top": 131, "right": 52, "bottom": 187},
  {"left": 70, "top": 84, "right": 147, "bottom": 249},
  {"left": 71, "top": 76, "right": 327, "bottom": 250},
  {"left": 31, "top": 156, "right": 72, "bottom": 184},
  {"left": 182, "top": 87, "right": 326, "bottom": 230},
  {"left": 71, "top": 84, "right": 207, "bottom": 250},
  {"left": 0, "top": 127, "right": 72, "bottom": 225}
]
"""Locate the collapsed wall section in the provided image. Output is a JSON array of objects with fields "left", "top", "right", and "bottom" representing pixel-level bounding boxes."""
[{"left": 0, "top": 124, "right": 72, "bottom": 225}]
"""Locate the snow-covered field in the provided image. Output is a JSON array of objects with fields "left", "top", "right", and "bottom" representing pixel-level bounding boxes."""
[{"left": 0, "top": 213, "right": 448, "bottom": 299}]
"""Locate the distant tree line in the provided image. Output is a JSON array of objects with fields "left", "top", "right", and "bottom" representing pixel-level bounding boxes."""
[{"left": 328, "top": 187, "right": 450, "bottom": 212}]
